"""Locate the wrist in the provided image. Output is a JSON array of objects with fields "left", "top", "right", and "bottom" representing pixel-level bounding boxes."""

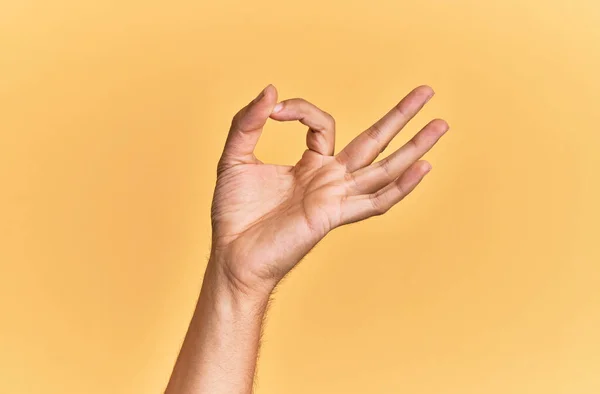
[{"left": 202, "top": 253, "right": 273, "bottom": 315}]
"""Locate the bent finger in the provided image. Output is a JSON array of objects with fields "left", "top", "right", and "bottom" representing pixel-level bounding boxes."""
[{"left": 270, "top": 98, "right": 336, "bottom": 156}]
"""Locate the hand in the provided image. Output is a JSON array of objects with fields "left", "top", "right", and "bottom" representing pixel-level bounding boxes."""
[
  {"left": 167, "top": 85, "right": 449, "bottom": 393},
  {"left": 210, "top": 85, "right": 448, "bottom": 298}
]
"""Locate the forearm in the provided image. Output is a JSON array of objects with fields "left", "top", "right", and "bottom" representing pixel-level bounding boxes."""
[{"left": 165, "top": 258, "right": 270, "bottom": 394}]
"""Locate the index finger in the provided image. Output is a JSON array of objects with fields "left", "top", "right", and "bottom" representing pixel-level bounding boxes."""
[{"left": 270, "top": 98, "right": 336, "bottom": 156}]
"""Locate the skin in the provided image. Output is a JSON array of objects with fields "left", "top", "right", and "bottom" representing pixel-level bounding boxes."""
[{"left": 165, "top": 85, "right": 449, "bottom": 394}]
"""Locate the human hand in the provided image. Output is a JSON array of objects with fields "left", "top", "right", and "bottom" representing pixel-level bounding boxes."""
[{"left": 209, "top": 85, "right": 448, "bottom": 298}]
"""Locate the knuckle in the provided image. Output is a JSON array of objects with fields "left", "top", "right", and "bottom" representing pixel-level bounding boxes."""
[
  {"left": 408, "top": 137, "right": 420, "bottom": 151},
  {"left": 394, "top": 181, "right": 406, "bottom": 197},
  {"left": 365, "top": 123, "right": 384, "bottom": 142},
  {"left": 392, "top": 102, "right": 408, "bottom": 118},
  {"left": 288, "top": 98, "right": 307, "bottom": 110},
  {"left": 216, "top": 156, "right": 231, "bottom": 176},
  {"left": 370, "top": 195, "right": 388, "bottom": 215},
  {"left": 378, "top": 159, "right": 394, "bottom": 180},
  {"left": 324, "top": 112, "right": 336, "bottom": 129},
  {"left": 406, "top": 134, "right": 421, "bottom": 151},
  {"left": 335, "top": 149, "right": 351, "bottom": 167}
]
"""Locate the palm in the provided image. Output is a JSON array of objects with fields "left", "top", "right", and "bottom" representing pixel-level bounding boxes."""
[
  {"left": 212, "top": 151, "right": 348, "bottom": 282},
  {"left": 210, "top": 85, "right": 447, "bottom": 292}
]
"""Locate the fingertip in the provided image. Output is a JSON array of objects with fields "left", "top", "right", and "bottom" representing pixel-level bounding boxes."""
[
  {"left": 430, "top": 118, "right": 450, "bottom": 133},
  {"left": 272, "top": 102, "right": 284, "bottom": 114},
  {"left": 417, "top": 84, "right": 434, "bottom": 95},
  {"left": 422, "top": 161, "right": 432, "bottom": 173},
  {"left": 252, "top": 84, "right": 278, "bottom": 104},
  {"left": 264, "top": 83, "right": 277, "bottom": 97},
  {"left": 415, "top": 85, "right": 435, "bottom": 103}
]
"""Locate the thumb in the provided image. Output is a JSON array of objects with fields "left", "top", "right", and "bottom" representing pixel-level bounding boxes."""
[{"left": 222, "top": 84, "right": 278, "bottom": 162}]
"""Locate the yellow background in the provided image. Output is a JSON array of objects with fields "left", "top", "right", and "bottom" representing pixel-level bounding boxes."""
[{"left": 2, "top": 1, "right": 599, "bottom": 393}]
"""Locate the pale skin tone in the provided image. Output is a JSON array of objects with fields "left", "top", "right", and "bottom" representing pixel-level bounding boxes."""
[{"left": 165, "top": 85, "right": 449, "bottom": 393}]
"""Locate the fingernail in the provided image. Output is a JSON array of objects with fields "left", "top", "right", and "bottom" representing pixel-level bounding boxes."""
[
  {"left": 425, "top": 163, "right": 432, "bottom": 173},
  {"left": 272, "top": 102, "right": 283, "bottom": 113}
]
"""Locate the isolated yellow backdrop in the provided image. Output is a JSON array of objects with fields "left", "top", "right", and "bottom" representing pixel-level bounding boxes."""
[{"left": 1, "top": 1, "right": 599, "bottom": 393}]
